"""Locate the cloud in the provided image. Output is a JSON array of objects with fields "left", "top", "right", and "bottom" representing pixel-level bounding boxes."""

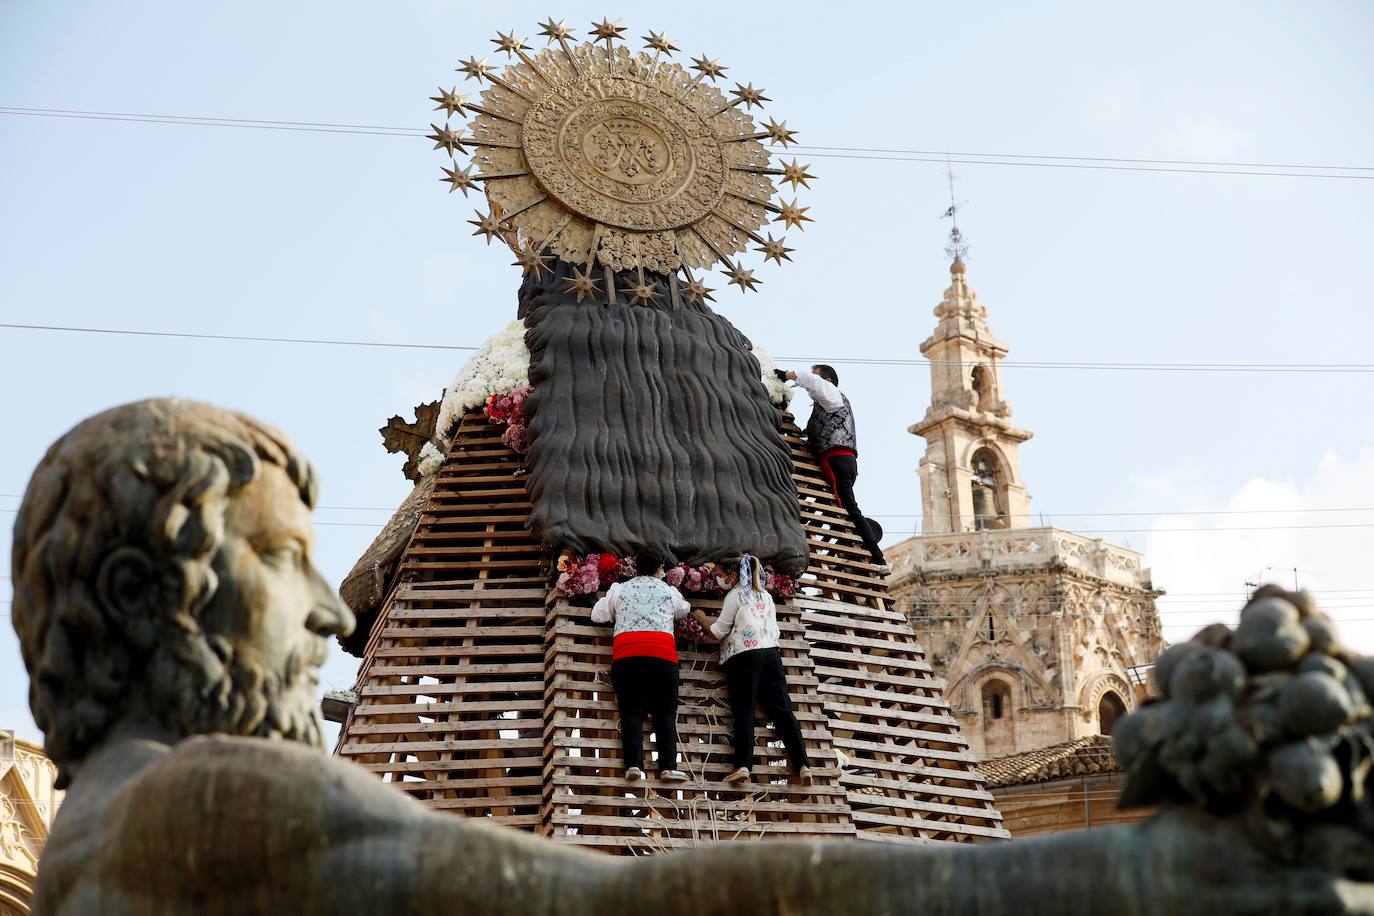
[
  {"left": 1082, "top": 79, "right": 1252, "bottom": 161},
  {"left": 1137, "top": 449, "right": 1374, "bottom": 654},
  {"left": 1161, "top": 116, "right": 1251, "bottom": 161}
]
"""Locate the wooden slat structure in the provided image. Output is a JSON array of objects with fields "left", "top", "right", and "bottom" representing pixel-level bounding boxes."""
[
  {"left": 339, "top": 413, "right": 547, "bottom": 827},
  {"left": 336, "top": 409, "right": 1007, "bottom": 850}
]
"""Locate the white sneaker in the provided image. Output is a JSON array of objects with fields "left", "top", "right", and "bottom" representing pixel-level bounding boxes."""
[
  {"left": 658, "top": 769, "right": 688, "bottom": 783},
  {"left": 625, "top": 767, "right": 644, "bottom": 782}
]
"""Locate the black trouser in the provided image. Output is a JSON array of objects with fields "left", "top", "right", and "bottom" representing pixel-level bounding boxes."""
[
  {"left": 609, "top": 656, "right": 679, "bottom": 771},
  {"left": 724, "top": 647, "right": 810, "bottom": 773},
  {"left": 823, "top": 453, "right": 885, "bottom": 563}
]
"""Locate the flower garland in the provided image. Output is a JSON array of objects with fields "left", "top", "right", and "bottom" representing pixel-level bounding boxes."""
[
  {"left": 485, "top": 385, "right": 532, "bottom": 454},
  {"left": 436, "top": 319, "right": 531, "bottom": 441},
  {"left": 555, "top": 552, "right": 798, "bottom": 601}
]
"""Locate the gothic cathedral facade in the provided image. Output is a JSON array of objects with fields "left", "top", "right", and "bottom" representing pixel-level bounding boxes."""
[{"left": 886, "top": 258, "right": 1166, "bottom": 761}]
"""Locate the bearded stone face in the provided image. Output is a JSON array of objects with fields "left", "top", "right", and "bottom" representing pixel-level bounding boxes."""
[{"left": 158, "top": 463, "right": 354, "bottom": 749}]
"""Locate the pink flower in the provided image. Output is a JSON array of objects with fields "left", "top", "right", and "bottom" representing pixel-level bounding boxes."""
[
  {"left": 575, "top": 567, "right": 599, "bottom": 594},
  {"left": 675, "top": 615, "right": 707, "bottom": 642},
  {"left": 501, "top": 424, "right": 528, "bottom": 453},
  {"left": 665, "top": 566, "right": 685, "bottom": 588}
]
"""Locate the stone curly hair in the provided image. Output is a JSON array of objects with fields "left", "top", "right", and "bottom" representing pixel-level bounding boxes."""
[{"left": 11, "top": 399, "right": 317, "bottom": 788}]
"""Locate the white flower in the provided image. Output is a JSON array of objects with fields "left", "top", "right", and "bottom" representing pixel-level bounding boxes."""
[
  {"left": 416, "top": 440, "right": 446, "bottom": 477},
  {"left": 752, "top": 346, "right": 792, "bottom": 408},
  {"left": 435, "top": 320, "right": 531, "bottom": 440}
]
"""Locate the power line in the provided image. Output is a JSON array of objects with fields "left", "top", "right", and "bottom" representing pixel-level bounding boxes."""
[
  {"left": 785, "top": 149, "right": 1374, "bottom": 181},
  {"left": 788, "top": 144, "right": 1374, "bottom": 173},
  {"left": 0, "top": 106, "right": 418, "bottom": 137},
  {"left": 9, "top": 322, "right": 1374, "bottom": 374},
  {"left": 0, "top": 322, "right": 477, "bottom": 353},
  {"left": 4, "top": 106, "right": 1374, "bottom": 181}
]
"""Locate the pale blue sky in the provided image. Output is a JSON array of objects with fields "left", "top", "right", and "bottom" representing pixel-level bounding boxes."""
[{"left": 3, "top": 2, "right": 1372, "bottom": 744}]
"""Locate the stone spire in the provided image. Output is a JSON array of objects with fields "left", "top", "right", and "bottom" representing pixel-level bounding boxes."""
[{"left": 909, "top": 257, "right": 1033, "bottom": 534}]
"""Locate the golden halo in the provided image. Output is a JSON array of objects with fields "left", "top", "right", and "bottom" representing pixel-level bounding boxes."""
[{"left": 432, "top": 21, "right": 813, "bottom": 294}]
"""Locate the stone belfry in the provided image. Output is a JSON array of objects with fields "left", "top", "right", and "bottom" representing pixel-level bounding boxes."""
[
  {"left": 909, "top": 256, "right": 1033, "bottom": 535},
  {"left": 887, "top": 228, "right": 1165, "bottom": 767}
]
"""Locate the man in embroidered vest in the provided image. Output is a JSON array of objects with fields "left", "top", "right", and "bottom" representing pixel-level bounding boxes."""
[
  {"left": 590, "top": 549, "right": 692, "bottom": 783},
  {"left": 779, "top": 364, "right": 886, "bottom": 566}
]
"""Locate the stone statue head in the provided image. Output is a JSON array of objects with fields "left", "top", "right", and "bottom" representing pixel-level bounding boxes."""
[{"left": 11, "top": 399, "right": 355, "bottom": 788}]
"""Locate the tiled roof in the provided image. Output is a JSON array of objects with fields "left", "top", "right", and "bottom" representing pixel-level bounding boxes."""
[{"left": 980, "top": 735, "right": 1120, "bottom": 788}]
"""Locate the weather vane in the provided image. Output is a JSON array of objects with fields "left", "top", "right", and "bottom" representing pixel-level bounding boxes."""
[
  {"left": 941, "top": 161, "right": 969, "bottom": 264},
  {"left": 428, "top": 17, "right": 814, "bottom": 300}
]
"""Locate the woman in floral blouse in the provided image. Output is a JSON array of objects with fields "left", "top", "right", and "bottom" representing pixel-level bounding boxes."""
[
  {"left": 692, "top": 554, "right": 812, "bottom": 785},
  {"left": 591, "top": 549, "right": 691, "bottom": 783}
]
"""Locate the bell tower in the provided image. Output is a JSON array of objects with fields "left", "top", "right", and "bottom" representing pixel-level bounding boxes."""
[
  {"left": 909, "top": 247, "right": 1033, "bottom": 534},
  {"left": 886, "top": 205, "right": 1166, "bottom": 803}
]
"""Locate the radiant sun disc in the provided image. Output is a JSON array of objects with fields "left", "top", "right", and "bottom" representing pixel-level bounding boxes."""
[
  {"left": 436, "top": 21, "right": 813, "bottom": 294},
  {"left": 523, "top": 78, "right": 726, "bottom": 231}
]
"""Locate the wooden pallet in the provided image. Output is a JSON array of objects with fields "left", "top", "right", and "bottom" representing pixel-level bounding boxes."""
[
  {"left": 336, "top": 408, "right": 1006, "bottom": 849},
  {"left": 781, "top": 417, "right": 1007, "bottom": 842},
  {"left": 337, "top": 413, "right": 548, "bottom": 828}
]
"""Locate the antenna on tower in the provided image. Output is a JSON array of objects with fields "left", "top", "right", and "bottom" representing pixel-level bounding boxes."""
[{"left": 941, "top": 158, "right": 969, "bottom": 263}]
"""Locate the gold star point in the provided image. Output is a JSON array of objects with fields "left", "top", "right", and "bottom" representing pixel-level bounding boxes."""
[
  {"left": 589, "top": 17, "right": 626, "bottom": 42},
  {"left": 757, "top": 233, "right": 794, "bottom": 265},
  {"left": 643, "top": 31, "right": 679, "bottom": 54},
  {"left": 763, "top": 117, "right": 798, "bottom": 147},
  {"left": 537, "top": 17, "right": 575, "bottom": 43},
  {"left": 512, "top": 244, "right": 552, "bottom": 278},
  {"left": 468, "top": 209, "right": 505, "bottom": 244},
  {"left": 563, "top": 267, "right": 602, "bottom": 303},
  {"left": 781, "top": 158, "right": 816, "bottom": 190},
  {"left": 683, "top": 278, "right": 716, "bottom": 303},
  {"left": 457, "top": 55, "right": 494, "bottom": 82},
  {"left": 725, "top": 264, "right": 761, "bottom": 292},
  {"left": 730, "top": 82, "right": 770, "bottom": 109},
  {"left": 440, "top": 163, "right": 477, "bottom": 196},
  {"left": 628, "top": 281, "right": 662, "bottom": 306},
  {"left": 429, "top": 86, "right": 468, "bottom": 118},
  {"left": 690, "top": 55, "right": 727, "bottom": 81},
  {"left": 490, "top": 31, "right": 530, "bottom": 56},
  {"left": 427, "top": 123, "right": 467, "bottom": 155},
  {"left": 774, "top": 198, "right": 812, "bottom": 231}
]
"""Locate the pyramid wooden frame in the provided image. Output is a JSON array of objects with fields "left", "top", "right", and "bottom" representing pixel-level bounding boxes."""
[{"left": 336, "top": 409, "right": 1007, "bottom": 851}]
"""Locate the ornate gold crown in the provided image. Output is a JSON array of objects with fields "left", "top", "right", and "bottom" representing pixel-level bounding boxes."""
[{"left": 430, "top": 18, "right": 814, "bottom": 299}]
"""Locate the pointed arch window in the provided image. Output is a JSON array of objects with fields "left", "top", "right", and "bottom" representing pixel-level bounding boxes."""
[{"left": 1098, "top": 691, "right": 1127, "bottom": 735}]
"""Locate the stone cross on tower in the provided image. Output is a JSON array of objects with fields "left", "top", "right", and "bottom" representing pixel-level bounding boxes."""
[{"left": 908, "top": 254, "right": 1033, "bottom": 534}]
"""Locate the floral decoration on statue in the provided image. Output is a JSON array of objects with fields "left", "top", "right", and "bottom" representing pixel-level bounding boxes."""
[
  {"left": 484, "top": 386, "right": 532, "bottom": 454},
  {"left": 751, "top": 346, "right": 792, "bottom": 409},
  {"left": 675, "top": 614, "right": 710, "bottom": 643},
  {"left": 555, "top": 552, "right": 798, "bottom": 601},
  {"left": 436, "top": 320, "right": 532, "bottom": 440}
]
